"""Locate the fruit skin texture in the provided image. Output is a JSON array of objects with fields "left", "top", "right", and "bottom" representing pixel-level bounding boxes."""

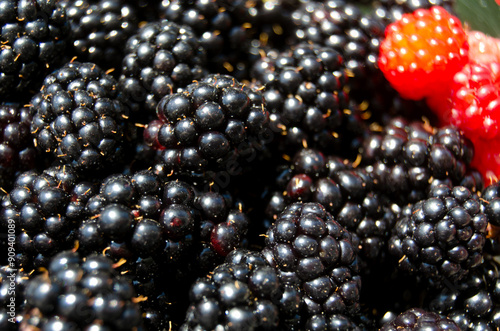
[
  {"left": 0, "top": 104, "right": 38, "bottom": 192},
  {"left": 30, "top": 61, "right": 133, "bottom": 172},
  {"left": 378, "top": 6, "right": 469, "bottom": 101},
  {"left": 389, "top": 185, "right": 488, "bottom": 286},
  {"left": 20, "top": 250, "right": 143, "bottom": 330},
  {"left": 180, "top": 249, "right": 294, "bottom": 331},
  {"left": 440, "top": 62, "right": 500, "bottom": 141},
  {"left": 145, "top": 74, "right": 270, "bottom": 175},
  {"left": 380, "top": 308, "right": 460, "bottom": 331},
  {"left": 467, "top": 30, "right": 500, "bottom": 65},
  {"left": 0, "top": 0, "right": 71, "bottom": 97},
  {"left": 118, "top": 20, "right": 207, "bottom": 117},
  {"left": 60, "top": 0, "right": 138, "bottom": 70},
  {"left": 262, "top": 202, "right": 361, "bottom": 326},
  {"left": 429, "top": 61, "right": 500, "bottom": 183}
]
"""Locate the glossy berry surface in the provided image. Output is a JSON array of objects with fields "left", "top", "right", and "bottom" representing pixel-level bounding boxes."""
[
  {"left": 389, "top": 185, "right": 488, "bottom": 285},
  {"left": 61, "top": 0, "right": 138, "bottom": 70},
  {"left": 119, "top": 20, "right": 207, "bottom": 117},
  {"left": 0, "top": 0, "right": 70, "bottom": 97},
  {"left": 181, "top": 249, "right": 291, "bottom": 330},
  {"left": 20, "top": 250, "right": 143, "bottom": 330},
  {"left": 145, "top": 74, "right": 270, "bottom": 175},
  {"left": 0, "top": 104, "right": 37, "bottom": 192},
  {"left": 380, "top": 308, "right": 460, "bottom": 331},
  {"left": 30, "top": 61, "right": 133, "bottom": 172},
  {"left": 262, "top": 202, "right": 361, "bottom": 327}
]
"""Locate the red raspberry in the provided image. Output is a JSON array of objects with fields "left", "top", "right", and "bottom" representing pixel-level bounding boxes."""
[
  {"left": 427, "top": 31, "right": 500, "bottom": 118},
  {"left": 468, "top": 30, "right": 500, "bottom": 65},
  {"left": 443, "top": 62, "right": 500, "bottom": 140},
  {"left": 378, "top": 6, "right": 469, "bottom": 101},
  {"left": 470, "top": 137, "right": 500, "bottom": 184}
]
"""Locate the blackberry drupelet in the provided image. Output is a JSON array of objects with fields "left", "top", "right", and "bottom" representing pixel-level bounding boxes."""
[
  {"left": 118, "top": 20, "right": 207, "bottom": 117},
  {"left": 361, "top": 117, "right": 483, "bottom": 205},
  {"left": 0, "top": 0, "right": 70, "bottom": 97},
  {"left": 180, "top": 249, "right": 299, "bottom": 330},
  {"left": 20, "top": 250, "right": 143, "bottom": 330},
  {"left": 251, "top": 43, "right": 363, "bottom": 155},
  {"left": 60, "top": 0, "right": 138, "bottom": 70},
  {"left": 380, "top": 308, "right": 460, "bottom": 330},
  {"left": 144, "top": 74, "right": 270, "bottom": 176},
  {"left": 265, "top": 148, "right": 398, "bottom": 265},
  {"left": 0, "top": 103, "right": 38, "bottom": 193},
  {"left": 30, "top": 61, "right": 134, "bottom": 172},
  {"left": 428, "top": 258, "right": 500, "bottom": 330},
  {"left": 262, "top": 202, "right": 361, "bottom": 327},
  {"left": 0, "top": 165, "right": 97, "bottom": 271},
  {"left": 389, "top": 185, "right": 488, "bottom": 286}
]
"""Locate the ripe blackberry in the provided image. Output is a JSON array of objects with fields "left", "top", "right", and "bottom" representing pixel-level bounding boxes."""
[
  {"left": 265, "top": 149, "right": 398, "bottom": 265},
  {"left": 30, "top": 61, "right": 134, "bottom": 172},
  {"left": 389, "top": 185, "right": 488, "bottom": 286},
  {"left": 144, "top": 74, "right": 271, "bottom": 176},
  {"left": 0, "top": 266, "right": 29, "bottom": 330},
  {"left": 60, "top": 0, "right": 138, "bottom": 70},
  {"left": 159, "top": 0, "right": 247, "bottom": 66},
  {"left": 428, "top": 258, "right": 500, "bottom": 330},
  {"left": 0, "top": 165, "right": 97, "bottom": 270},
  {"left": 380, "top": 308, "right": 460, "bottom": 330},
  {"left": 20, "top": 250, "right": 143, "bottom": 330},
  {"left": 77, "top": 168, "right": 249, "bottom": 278},
  {"left": 262, "top": 202, "right": 362, "bottom": 327},
  {"left": 159, "top": 0, "right": 289, "bottom": 80},
  {"left": 290, "top": 1, "right": 389, "bottom": 111},
  {"left": 0, "top": 103, "right": 38, "bottom": 192},
  {"left": 251, "top": 43, "right": 363, "bottom": 155},
  {"left": 361, "top": 117, "right": 483, "bottom": 205},
  {"left": 0, "top": 0, "right": 70, "bottom": 97},
  {"left": 118, "top": 20, "right": 207, "bottom": 117},
  {"left": 180, "top": 249, "right": 300, "bottom": 330}
]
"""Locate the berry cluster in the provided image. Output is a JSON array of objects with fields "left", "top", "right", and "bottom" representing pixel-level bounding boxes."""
[{"left": 0, "top": 1, "right": 499, "bottom": 331}]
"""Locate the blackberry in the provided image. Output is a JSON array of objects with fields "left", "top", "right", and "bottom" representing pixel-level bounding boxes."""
[
  {"left": 60, "top": 0, "right": 138, "bottom": 70},
  {"left": 180, "top": 249, "right": 299, "bottom": 330},
  {"left": 262, "top": 202, "right": 361, "bottom": 327},
  {"left": 251, "top": 43, "right": 363, "bottom": 155},
  {"left": 118, "top": 20, "right": 207, "bottom": 117},
  {"left": 428, "top": 258, "right": 500, "bottom": 330},
  {"left": 0, "top": 103, "right": 38, "bottom": 193},
  {"left": 361, "top": 117, "right": 483, "bottom": 205},
  {"left": 30, "top": 61, "right": 134, "bottom": 172},
  {"left": 265, "top": 148, "right": 398, "bottom": 265},
  {"left": 159, "top": 0, "right": 265, "bottom": 80},
  {"left": 290, "top": 1, "right": 389, "bottom": 109},
  {"left": 0, "top": 0, "right": 70, "bottom": 97},
  {"left": 77, "top": 168, "right": 250, "bottom": 278},
  {"left": 144, "top": 74, "right": 271, "bottom": 176},
  {"left": 0, "top": 165, "right": 97, "bottom": 270},
  {"left": 0, "top": 266, "right": 29, "bottom": 330},
  {"left": 380, "top": 308, "right": 461, "bottom": 330},
  {"left": 19, "top": 250, "right": 143, "bottom": 330},
  {"left": 389, "top": 185, "right": 488, "bottom": 286}
]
